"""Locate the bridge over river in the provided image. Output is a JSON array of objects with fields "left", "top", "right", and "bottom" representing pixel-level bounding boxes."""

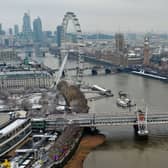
[{"left": 31, "top": 112, "right": 168, "bottom": 137}]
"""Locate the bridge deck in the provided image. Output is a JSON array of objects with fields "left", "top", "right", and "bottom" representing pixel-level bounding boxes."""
[{"left": 31, "top": 113, "right": 168, "bottom": 129}]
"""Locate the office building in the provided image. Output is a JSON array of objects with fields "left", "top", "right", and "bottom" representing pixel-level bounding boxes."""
[
  {"left": 0, "top": 24, "right": 5, "bottom": 35},
  {"left": 33, "top": 17, "right": 43, "bottom": 42},
  {"left": 22, "top": 12, "right": 32, "bottom": 40},
  {"left": 56, "top": 25, "right": 63, "bottom": 47},
  {"left": 14, "top": 25, "right": 19, "bottom": 36},
  {"left": 0, "top": 49, "right": 19, "bottom": 63},
  {"left": 9, "top": 28, "right": 13, "bottom": 35}
]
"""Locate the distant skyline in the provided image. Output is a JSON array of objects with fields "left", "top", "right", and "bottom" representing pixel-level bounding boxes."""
[{"left": 0, "top": 0, "right": 168, "bottom": 33}]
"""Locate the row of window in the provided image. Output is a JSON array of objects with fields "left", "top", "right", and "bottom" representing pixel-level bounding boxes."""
[
  {"left": 0, "top": 120, "right": 30, "bottom": 144},
  {"left": 31, "top": 121, "right": 46, "bottom": 129},
  {"left": 0, "top": 126, "right": 31, "bottom": 155},
  {"left": 0, "top": 78, "right": 52, "bottom": 88}
]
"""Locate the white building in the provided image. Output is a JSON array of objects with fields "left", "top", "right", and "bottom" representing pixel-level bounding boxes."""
[{"left": 0, "top": 71, "right": 53, "bottom": 89}]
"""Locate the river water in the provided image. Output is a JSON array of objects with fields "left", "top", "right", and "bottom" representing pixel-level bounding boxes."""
[
  {"left": 83, "top": 74, "right": 168, "bottom": 168},
  {"left": 39, "top": 54, "right": 168, "bottom": 168},
  {"left": 1, "top": 54, "right": 167, "bottom": 168}
]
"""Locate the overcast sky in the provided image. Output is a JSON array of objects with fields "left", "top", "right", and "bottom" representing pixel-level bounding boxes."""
[{"left": 0, "top": 0, "right": 167, "bottom": 33}]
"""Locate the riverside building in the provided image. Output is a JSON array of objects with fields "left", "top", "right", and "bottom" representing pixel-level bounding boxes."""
[{"left": 0, "top": 71, "right": 53, "bottom": 89}]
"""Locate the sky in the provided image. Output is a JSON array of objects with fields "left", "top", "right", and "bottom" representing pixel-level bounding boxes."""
[{"left": 0, "top": 0, "right": 168, "bottom": 33}]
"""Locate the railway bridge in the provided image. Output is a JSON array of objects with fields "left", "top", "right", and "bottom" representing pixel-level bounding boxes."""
[{"left": 31, "top": 111, "right": 168, "bottom": 137}]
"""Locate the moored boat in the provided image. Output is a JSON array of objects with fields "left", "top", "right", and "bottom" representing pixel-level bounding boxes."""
[
  {"left": 116, "top": 91, "right": 135, "bottom": 108},
  {"left": 132, "top": 69, "right": 168, "bottom": 82}
]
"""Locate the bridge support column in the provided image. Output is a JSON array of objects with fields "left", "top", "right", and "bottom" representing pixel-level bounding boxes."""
[
  {"left": 105, "top": 68, "right": 111, "bottom": 74},
  {"left": 134, "top": 109, "right": 149, "bottom": 139},
  {"left": 133, "top": 124, "right": 148, "bottom": 140},
  {"left": 133, "top": 124, "right": 139, "bottom": 135},
  {"left": 90, "top": 126, "right": 96, "bottom": 132},
  {"left": 84, "top": 127, "right": 99, "bottom": 134},
  {"left": 91, "top": 127, "right": 99, "bottom": 134},
  {"left": 92, "top": 69, "right": 98, "bottom": 75}
]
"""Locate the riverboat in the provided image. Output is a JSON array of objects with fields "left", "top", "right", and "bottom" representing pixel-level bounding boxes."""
[
  {"left": 116, "top": 91, "right": 135, "bottom": 108},
  {"left": 131, "top": 69, "right": 168, "bottom": 82}
]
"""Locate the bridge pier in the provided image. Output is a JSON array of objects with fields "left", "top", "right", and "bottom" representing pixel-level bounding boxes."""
[
  {"left": 105, "top": 68, "right": 111, "bottom": 74},
  {"left": 84, "top": 127, "right": 99, "bottom": 134},
  {"left": 133, "top": 124, "right": 148, "bottom": 140},
  {"left": 90, "top": 126, "right": 97, "bottom": 132},
  {"left": 133, "top": 124, "right": 139, "bottom": 135},
  {"left": 92, "top": 69, "right": 98, "bottom": 75},
  {"left": 134, "top": 109, "right": 149, "bottom": 139}
]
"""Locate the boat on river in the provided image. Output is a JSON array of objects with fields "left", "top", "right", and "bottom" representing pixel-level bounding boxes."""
[
  {"left": 131, "top": 69, "right": 168, "bottom": 82},
  {"left": 116, "top": 91, "right": 135, "bottom": 108}
]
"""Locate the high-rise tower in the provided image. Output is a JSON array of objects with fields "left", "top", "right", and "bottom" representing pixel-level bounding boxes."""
[
  {"left": 14, "top": 24, "right": 19, "bottom": 36},
  {"left": 56, "top": 25, "right": 63, "bottom": 47},
  {"left": 0, "top": 24, "right": 5, "bottom": 35},
  {"left": 8, "top": 28, "right": 13, "bottom": 35},
  {"left": 0, "top": 24, "right": 2, "bottom": 33},
  {"left": 33, "top": 17, "right": 43, "bottom": 42},
  {"left": 22, "top": 12, "right": 32, "bottom": 40},
  {"left": 143, "top": 36, "right": 150, "bottom": 66}
]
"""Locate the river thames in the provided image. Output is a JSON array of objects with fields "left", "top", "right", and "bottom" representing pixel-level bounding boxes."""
[
  {"left": 83, "top": 73, "right": 168, "bottom": 168},
  {"left": 34, "top": 54, "right": 168, "bottom": 168}
]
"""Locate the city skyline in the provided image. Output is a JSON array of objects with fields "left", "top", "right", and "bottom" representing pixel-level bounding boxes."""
[{"left": 0, "top": 0, "right": 168, "bottom": 33}]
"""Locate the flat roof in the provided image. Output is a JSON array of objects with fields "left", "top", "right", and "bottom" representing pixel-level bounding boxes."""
[{"left": 0, "top": 118, "right": 27, "bottom": 135}]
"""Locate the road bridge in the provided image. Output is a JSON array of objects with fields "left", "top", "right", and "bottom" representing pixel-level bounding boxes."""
[
  {"left": 50, "top": 66, "right": 96, "bottom": 72},
  {"left": 83, "top": 55, "right": 118, "bottom": 68}
]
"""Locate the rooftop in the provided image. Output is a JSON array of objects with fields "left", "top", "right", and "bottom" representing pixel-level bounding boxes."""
[{"left": 0, "top": 118, "right": 27, "bottom": 136}]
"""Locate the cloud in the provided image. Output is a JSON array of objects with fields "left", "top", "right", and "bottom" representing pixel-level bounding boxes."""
[{"left": 0, "top": 0, "right": 167, "bottom": 32}]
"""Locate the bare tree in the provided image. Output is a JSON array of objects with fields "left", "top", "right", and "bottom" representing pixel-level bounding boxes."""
[{"left": 21, "top": 99, "right": 32, "bottom": 111}]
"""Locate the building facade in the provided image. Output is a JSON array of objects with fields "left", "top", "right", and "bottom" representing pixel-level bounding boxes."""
[
  {"left": 0, "top": 24, "right": 5, "bottom": 35},
  {"left": 56, "top": 25, "right": 63, "bottom": 47},
  {"left": 161, "top": 57, "right": 168, "bottom": 71},
  {"left": 22, "top": 13, "right": 32, "bottom": 41},
  {"left": 0, "top": 71, "right": 53, "bottom": 89},
  {"left": 33, "top": 17, "right": 43, "bottom": 42},
  {"left": 14, "top": 24, "right": 19, "bottom": 36},
  {"left": 115, "top": 33, "right": 125, "bottom": 53},
  {"left": 0, "top": 49, "right": 19, "bottom": 63}
]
